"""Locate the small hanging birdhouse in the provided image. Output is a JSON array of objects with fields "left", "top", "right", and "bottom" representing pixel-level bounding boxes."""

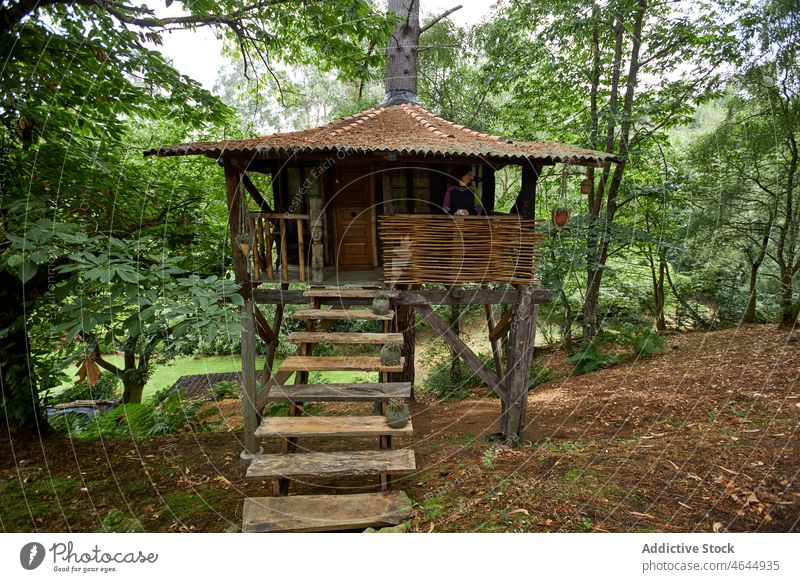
[{"left": 580, "top": 177, "right": 593, "bottom": 195}]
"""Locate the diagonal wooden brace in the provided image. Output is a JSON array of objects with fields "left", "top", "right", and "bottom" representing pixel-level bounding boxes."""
[{"left": 415, "top": 304, "right": 507, "bottom": 402}]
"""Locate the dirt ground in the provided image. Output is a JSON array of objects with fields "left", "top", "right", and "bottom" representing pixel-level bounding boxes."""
[{"left": 1, "top": 324, "right": 798, "bottom": 532}]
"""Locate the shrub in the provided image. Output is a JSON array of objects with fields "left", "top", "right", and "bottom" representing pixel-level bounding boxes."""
[
  {"left": 50, "top": 392, "right": 214, "bottom": 438},
  {"left": 528, "top": 358, "right": 555, "bottom": 389},
  {"left": 421, "top": 353, "right": 495, "bottom": 401},
  {"left": 49, "top": 373, "right": 120, "bottom": 405},
  {"left": 626, "top": 327, "right": 665, "bottom": 358},
  {"left": 568, "top": 342, "right": 623, "bottom": 375},
  {"left": 212, "top": 380, "right": 240, "bottom": 401}
]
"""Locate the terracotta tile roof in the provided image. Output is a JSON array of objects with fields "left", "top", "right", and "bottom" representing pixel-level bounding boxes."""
[{"left": 144, "top": 103, "right": 618, "bottom": 165}]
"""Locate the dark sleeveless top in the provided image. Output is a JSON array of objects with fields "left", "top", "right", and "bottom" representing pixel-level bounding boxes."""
[{"left": 446, "top": 184, "right": 478, "bottom": 215}]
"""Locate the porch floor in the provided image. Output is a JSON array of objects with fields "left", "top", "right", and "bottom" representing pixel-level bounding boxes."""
[{"left": 254, "top": 266, "right": 385, "bottom": 288}]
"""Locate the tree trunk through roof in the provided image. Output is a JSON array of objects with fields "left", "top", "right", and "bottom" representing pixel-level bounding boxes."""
[{"left": 384, "top": 0, "right": 421, "bottom": 105}]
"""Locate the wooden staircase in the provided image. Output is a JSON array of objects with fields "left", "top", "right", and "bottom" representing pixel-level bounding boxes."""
[{"left": 241, "top": 288, "right": 416, "bottom": 533}]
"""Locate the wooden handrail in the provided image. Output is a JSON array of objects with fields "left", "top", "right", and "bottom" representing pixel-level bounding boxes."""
[
  {"left": 249, "top": 212, "right": 309, "bottom": 219},
  {"left": 248, "top": 213, "right": 308, "bottom": 282}
]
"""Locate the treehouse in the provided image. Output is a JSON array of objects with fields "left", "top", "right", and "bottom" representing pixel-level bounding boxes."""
[
  {"left": 144, "top": 0, "right": 618, "bottom": 533},
  {"left": 145, "top": 106, "right": 616, "bottom": 530}
]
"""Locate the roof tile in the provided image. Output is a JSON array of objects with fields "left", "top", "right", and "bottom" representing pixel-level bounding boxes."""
[{"left": 144, "top": 103, "right": 618, "bottom": 164}]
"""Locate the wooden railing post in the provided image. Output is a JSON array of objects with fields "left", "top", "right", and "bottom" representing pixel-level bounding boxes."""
[
  {"left": 224, "top": 158, "right": 251, "bottom": 297},
  {"left": 240, "top": 299, "right": 262, "bottom": 461},
  {"left": 279, "top": 218, "right": 289, "bottom": 281},
  {"left": 296, "top": 218, "right": 306, "bottom": 282},
  {"left": 265, "top": 218, "right": 274, "bottom": 280}
]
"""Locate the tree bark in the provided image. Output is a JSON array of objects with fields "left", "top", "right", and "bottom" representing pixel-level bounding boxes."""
[
  {"left": 0, "top": 270, "right": 47, "bottom": 435},
  {"left": 582, "top": 0, "right": 646, "bottom": 340},
  {"left": 384, "top": 0, "right": 421, "bottom": 103}
]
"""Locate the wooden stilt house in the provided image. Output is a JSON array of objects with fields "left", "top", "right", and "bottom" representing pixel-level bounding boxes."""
[
  {"left": 144, "top": 0, "right": 617, "bottom": 534},
  {"left": 145, "top": 106, "right": 616, "bottom": 531}
]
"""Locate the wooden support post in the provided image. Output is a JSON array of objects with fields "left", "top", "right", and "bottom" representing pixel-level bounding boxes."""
[
  {"left": 515, "top": 161, "right": 539, "bottom": 220},
  {"left": 483, "top": 167, "right": 496, "bottom": 214},
  {"left": 501, "top": 286, "right": 538, "bottom": 442},
  {"left": 224, "top": 158, "right": 251, "bottom": 297},
  {"left": 382, "top": 166, "right": 395, "bottom": 216},
  {"left": 241, "top": 299, "right": 260, "bottom": 460},
  {"left": 392, "top": 285, "right": 416, "bottom": 393}
]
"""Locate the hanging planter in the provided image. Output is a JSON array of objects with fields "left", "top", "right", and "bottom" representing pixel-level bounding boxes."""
[
  {"left": 371, "top": 291, "right": 391, "bottom": 315},
  {"left": 380, "top": 342, "right": 402, "bottom": 366},
  {"left": 385, "top": 398, "right": 410, "bottom": 429},
  {"left": 236, "top": 231, "right": 254, "bottom": 255},
  {"left": 551, "top": 161, "right": 571, "bottom": 229},
  {"left": 552, "top": 207, "right": 570, "bottom": 228},
  {"left": 580, "top": 177, "right": 593, "bottom": 195}
]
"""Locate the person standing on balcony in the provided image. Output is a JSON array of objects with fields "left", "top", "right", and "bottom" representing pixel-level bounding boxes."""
[{"left": 444, "top": 165, "right": 483, "bottom": 216}]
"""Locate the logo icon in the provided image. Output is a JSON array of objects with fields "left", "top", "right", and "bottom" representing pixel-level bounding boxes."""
[{"left": 20, "top": 542, "right": 46, "bottom": 570}]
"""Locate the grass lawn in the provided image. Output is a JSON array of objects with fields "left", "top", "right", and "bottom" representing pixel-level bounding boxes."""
[{"left": 59, "top": 355, "right": 376, "bottom": 401}]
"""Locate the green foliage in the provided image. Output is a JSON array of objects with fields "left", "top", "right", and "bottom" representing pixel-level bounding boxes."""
[
  {"left": 51, "top": 393, "right": 213, "bottom": 438},
  {"left": 568, "top": 343, "right": 623, "bottom": 375},
  {"left": 100, "top": 510, "right": 144, "bottom": 533},
  {"left": 528, "top": 359, "right": 556, "bottom": 390},
  {"left": 626, "top": 328, "right": 665, "bottom": 358},
  {"left": 49, "top": 373, "right": 120, "bottom": 405},
  {"left": 421, "top": 354, "right": 494, "bottom": 401},
  {"left": 262, "top": 402, "right": 320, "bottom": 417},
  {"left": 481, "top": 447, "right": 496, "bottom": 469},
  {"left": 0, "top": 0, "right": 391, "bottom": 431},
  {"left": 212, "top": 380, "right": 240, "bottom": 401}
]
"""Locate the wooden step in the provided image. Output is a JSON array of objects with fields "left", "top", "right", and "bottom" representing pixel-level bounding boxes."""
[
  {"left": 265, "top": 382, "right": 411, "bottom": 403},
  {"left": 255, "top": 415, "right": 414, "bottom": 438},
  {"left": 288, "top": 331, "right": 403, "bottom": 344},
  {"left": 292, "top": 308, "right": 394, "bottom": 321},
  {"left": 243, "top": 491, "right": 413, "bottom": 533},
  {"left": 246, "top": 449, "right": 416, "bottom": 480},
  {"left": 303, "top": 289, "right": 399, "bottom": 299},
  {"left": 278, "top": 356, "right": 404, "bottom": 373}
]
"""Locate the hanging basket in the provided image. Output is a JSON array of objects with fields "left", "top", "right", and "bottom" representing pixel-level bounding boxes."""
[{"left": 552, "top": 207, "right": 570, "bottom": 228}]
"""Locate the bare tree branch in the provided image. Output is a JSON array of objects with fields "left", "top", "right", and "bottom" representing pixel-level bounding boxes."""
[{"left": 420, "top": 4, "right": 462, "bottom": 34}]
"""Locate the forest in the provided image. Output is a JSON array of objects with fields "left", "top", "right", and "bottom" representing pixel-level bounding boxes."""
[{"left": 0, "top": 0, "right": 798, "bottom": 533}]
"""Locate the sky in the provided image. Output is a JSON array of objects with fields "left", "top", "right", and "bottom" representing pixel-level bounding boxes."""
[{"left": 147, "top": 1, "right": 489, "bottom": 90}]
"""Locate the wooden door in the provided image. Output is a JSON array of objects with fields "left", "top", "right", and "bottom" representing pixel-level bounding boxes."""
[{"left": 333, "top": 168, "right": 375, "bottom": 270}]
